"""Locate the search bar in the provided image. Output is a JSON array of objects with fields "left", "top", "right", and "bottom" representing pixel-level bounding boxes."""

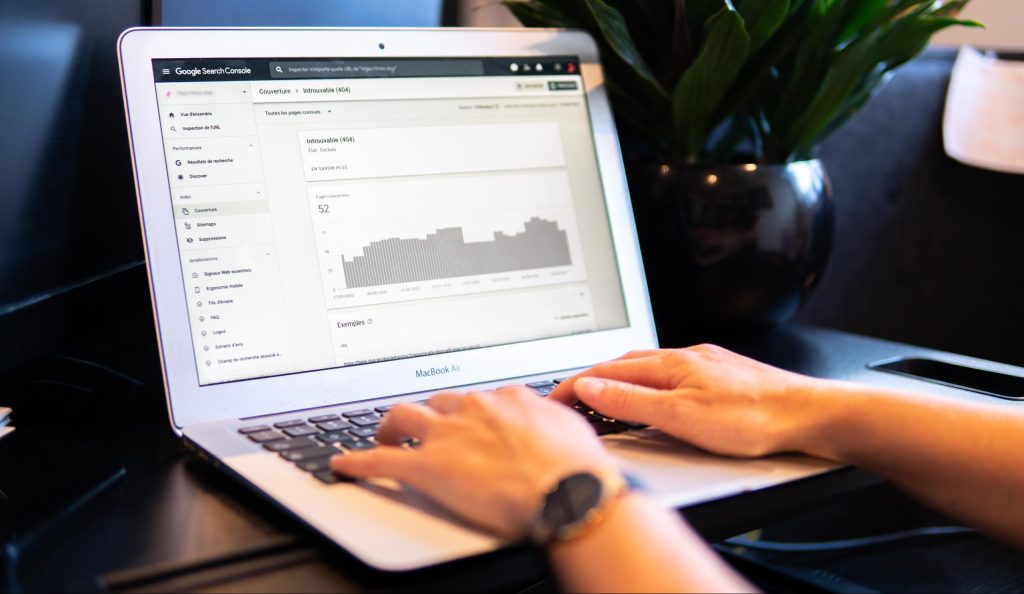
[
  {"left": 269, "top": 60, "right": 485, "bottom": 79},
  {"left": 250, "top": 76, "right": 583, "bottom": 104}
]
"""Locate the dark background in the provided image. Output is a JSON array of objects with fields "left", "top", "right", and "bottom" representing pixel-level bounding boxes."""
[
  {"left": 798, "top": 48, "right": 1024, "bottom": 367},
  {"left": 0, "top": 0, "right": 148, "bottom": 376},
  {"left": 0, "top": 0, "right": 146, "bottom": 314}
]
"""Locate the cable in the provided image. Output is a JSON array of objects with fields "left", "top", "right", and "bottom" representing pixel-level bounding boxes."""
[
  {"left": 0, "top": 261, "right": 144, "bottom": 317},
  {"left": 26, "top": 379, "right": 96, "bottom": 394},
  {"left": 54, "top": 355, "right": 144, "bottom": 387},
  {"left": 724, "top": 526, "right": 976, "bottom": 553}
]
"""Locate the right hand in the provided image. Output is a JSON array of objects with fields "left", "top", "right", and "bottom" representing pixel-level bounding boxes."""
[
  {"left": 330, "top": 386, "right": 621, "bottom": 541},
  {"left": 549, "top": 344, "right": 837, "bottom": 458}
]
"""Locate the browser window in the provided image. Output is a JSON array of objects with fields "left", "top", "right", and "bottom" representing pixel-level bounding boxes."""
[{"left": 152, "top": 57, "right": 628, "bottom": 386}]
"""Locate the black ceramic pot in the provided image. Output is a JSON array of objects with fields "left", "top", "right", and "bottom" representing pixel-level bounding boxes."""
[{"left": 626, "top": 159, "right": 834, "bottom": 344}]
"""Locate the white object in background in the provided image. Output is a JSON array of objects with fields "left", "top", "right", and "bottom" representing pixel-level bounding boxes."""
[
  {"left": 0, "top": 407, "right": 11, "bottom": 440},
  {"left": 931, "top": 0, "right": 1024, "bottom": 51},
  {"left": 943, "top": 46, "right": 1024, "bottom": 175}
]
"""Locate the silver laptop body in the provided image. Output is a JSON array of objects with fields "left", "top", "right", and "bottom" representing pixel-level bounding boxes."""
[{"left": 119, "top": 27, "right": 836, "bottom": 571}]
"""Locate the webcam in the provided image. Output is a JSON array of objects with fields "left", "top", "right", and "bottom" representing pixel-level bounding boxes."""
[{"left": 378, "top": 43, "right": 385, "bottom": 50}]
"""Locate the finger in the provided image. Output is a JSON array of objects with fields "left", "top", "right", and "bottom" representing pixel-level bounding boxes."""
[
  {"left": 330, "top": 446, "right": 418, "bottom": 481},
  {"left": 375, "top": 402, "right": 441, "bottom": 446},
  {"left": 549, "top": 350, "right": 667, "bottom": 405},
  {"left": 457, "top": 390, "right": 501, "bottom": 418},
  {"left": 549, "top": 378, "right": 581, "bottom": 405},
  {"left": 616, "top": 349, "right": 666, "bottom": 361},
  {"left": 427, "top": 391, "right": 466, "bottom": 414},
  {"left": 494, "top": 384, "right": 535, "bottom": 399},
  {"left": 585, "top": 355, "right": 684, "bottom": 387},
  {"left": 574, "top": 377, "right": 672, "bottom": 425},
  {"left": 491, "top": 385, "right": 543, "bottom": 416},
  {"left": 550, "top": 355, "right": 682, "bottom": 403}
]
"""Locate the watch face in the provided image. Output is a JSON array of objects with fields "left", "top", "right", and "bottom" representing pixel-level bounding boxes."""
[{"left": 542, "top": 472, "right": 604, "bottom": 530}]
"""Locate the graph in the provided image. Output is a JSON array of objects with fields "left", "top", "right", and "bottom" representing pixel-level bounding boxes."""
[
  {"left": 309, "top": 171, "right": 589, "bottom": 309},
  {"left": 342, "top": 217, "right": 571, "bottom": 288}
]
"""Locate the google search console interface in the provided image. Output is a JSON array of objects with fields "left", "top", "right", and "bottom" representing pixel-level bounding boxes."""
[{"left": 152, "top": 57, "right": 628, "bottom": 385}]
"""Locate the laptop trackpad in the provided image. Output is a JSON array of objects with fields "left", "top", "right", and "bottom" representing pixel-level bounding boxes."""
[{"left": 602, "top": 429, "right": 839, "bottom": 509}]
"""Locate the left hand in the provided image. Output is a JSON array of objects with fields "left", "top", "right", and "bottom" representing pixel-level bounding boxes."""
[
  {"left": 329, "top": 386, "right": 620, "bottom": 541},
  {"left": 549, "top": 344, "right": 828, "bottom": 458}
]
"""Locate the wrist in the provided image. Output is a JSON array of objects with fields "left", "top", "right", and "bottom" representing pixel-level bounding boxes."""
[
  {"left": 525, "top": 466, "right": 630, "bottom": 546},
  {"left": 544, "top": 488, "right": 645, "bottom": 555},
  {"left": 781, "top": 375, "right": 855, "bottom": 460},
  {"left": 545, "top": 489, "right": 649, "bottom": 556}
]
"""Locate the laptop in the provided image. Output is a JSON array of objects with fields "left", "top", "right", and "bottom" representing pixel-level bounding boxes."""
[{"left": 118, "top": 27, "right": 838, "bottom": 571}]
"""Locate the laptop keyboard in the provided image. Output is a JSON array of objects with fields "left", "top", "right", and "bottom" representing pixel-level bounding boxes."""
[{"left": 236, "top": 379, "right": 647, "bottom": 485}]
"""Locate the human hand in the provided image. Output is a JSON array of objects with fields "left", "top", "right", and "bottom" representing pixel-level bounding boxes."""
[
  {"left": 329, "top": 386, "right": 620, "bottom": 540},
  {"left": 550, "top": 344, "right": 835, "bottom": 458}
]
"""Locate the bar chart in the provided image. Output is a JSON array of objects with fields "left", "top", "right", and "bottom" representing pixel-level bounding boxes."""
[
  {"left": 309, "top": 171, "right": 588, "bottom": 309},
  {"left": 342, "top": 217, "right": 572, "bottom": 288}
]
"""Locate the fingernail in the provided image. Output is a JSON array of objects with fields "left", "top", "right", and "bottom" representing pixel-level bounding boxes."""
[{"left": 576, "top": 377, "right": 606, "bottom": 397}]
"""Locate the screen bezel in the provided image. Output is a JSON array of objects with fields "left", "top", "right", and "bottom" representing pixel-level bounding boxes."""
[{"left": 119, "top": 28, "right": 657, "bottom": 430}]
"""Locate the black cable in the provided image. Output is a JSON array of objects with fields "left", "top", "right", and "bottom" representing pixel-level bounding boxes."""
[
  {"left": 0, "top": 261, "right": 144, "bottom": 317},
  {"left": 725, "top": 526, "right": 976, "bottom": 553},
  {"left": 54, "top": 355, "right": 144, "bottom": 387},
  {"left": 26, "top": 379, "right": 96, "bottom": 395}
]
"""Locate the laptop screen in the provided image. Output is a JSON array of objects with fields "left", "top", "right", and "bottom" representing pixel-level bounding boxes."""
[{"left": 151, "top": 57, "right": 628, "bottom": 386}]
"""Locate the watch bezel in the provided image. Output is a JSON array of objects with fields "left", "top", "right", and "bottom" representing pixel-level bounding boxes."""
[{"left": 530, "top": 470, "right": 624, "bottom": 544}]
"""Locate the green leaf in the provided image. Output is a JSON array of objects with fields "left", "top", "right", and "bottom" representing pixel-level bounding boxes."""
[
  {"left": 580, "top": 0, "right": 664, "bottom": 93},
  {"left": 770, "top": 0, "right": 858, "bottom": 140},
  {"left": 838, "top": 0, "right": 887, "bottom": 44},
  {"left": 710, "top": 0, "right": 815, "bottom": 131},
  {"left": 672, "top": 6, "right": 751, "bottom": 161},
  {"left": 607, "top": 83, "right": 672, "bottom": 152},
  {"left": 932, "top": 0, "right": 979, "bottom": 18},
  {"left": 813, "top": 68, "right": 891, "bottom": 144},
  {"left": 504, "top": 0, "right": 674, "bottom": 143},
  {"left": 786, "top": 0, "right": 809, "bottom": 19},
  {"left": 613, "top": 0, "right": 691, "bottom": 89},
  {"left": 736, "top": 0, "right": 790, "bottom": 50},
  {"left": 666, "top": 0, "right": 696, "bottom": 86},
  {"left": 781, "top": 5, "right": 983, "bottom": 160},
  {"left": 783, "top": 33, "right": 882, "bottom": 159},
  {"left": 504, "top": 0, "right": 983, "bottom": 164},
  {"left": 877, "top": 14, "right": 983, "bottom": 70},
  {"left": 870, "top": 1, "right": 938, "bottom": 29},
  {"left": 684, "top": 0, "right": 726, "bottom": 49}
]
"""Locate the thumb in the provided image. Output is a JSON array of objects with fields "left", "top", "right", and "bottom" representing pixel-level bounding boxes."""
[{"left": 575, "top": 377, "right": 668, "bottom": 424}]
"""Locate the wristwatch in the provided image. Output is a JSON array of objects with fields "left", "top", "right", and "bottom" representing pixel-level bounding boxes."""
[{"left": 528, "top": 470, "right": 633, "bottom": 545}]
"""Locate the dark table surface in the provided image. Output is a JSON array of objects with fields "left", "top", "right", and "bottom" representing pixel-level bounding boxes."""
[{"left": 6, "top": 322, "right": 1021, "bottom": 593}]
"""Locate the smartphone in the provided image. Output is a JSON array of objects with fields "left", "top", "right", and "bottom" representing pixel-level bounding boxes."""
[{"left": 869, "top": 357, "right": 1024, "bottom": 401}]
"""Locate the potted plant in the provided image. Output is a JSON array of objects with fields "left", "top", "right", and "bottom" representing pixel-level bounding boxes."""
[{"left": 504, "top": 0, "right": 979, "bottom": 341}]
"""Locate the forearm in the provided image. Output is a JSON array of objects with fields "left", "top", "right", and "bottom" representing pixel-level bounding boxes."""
[
  {"left": 801, "top": 380, "right": 1024, "bottom": 547},
  {"left": 548, "top": 493, "right": 754, "bottom": 593}
]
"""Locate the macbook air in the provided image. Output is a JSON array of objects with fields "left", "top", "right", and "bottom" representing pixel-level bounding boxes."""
[{"left": 118, "top": 27, "right": 837, "bottom": 571}]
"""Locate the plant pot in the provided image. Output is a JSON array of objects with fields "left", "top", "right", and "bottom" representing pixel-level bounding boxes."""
[{"left": 625, "top": 159, "right": 834, "bottom": 345}]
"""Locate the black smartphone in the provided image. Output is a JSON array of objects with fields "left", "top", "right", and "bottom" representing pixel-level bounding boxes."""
[{"left": 869, "top": 358, "right": 1024, "bottom": 401}]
